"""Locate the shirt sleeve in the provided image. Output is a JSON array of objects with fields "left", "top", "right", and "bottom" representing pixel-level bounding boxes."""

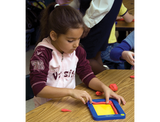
[
  {"left": 75, "top": 46, "right": 96, "bottom": 87},
  {"left": 123, "top": 31, "right": 134, "bottom": 49},
  {"left": 118, "top": 3, "right": 128, "bottom": 16},
  {"left": 29, "top": 46, "right": 52, "bottom": 96},
  {"left": 110, "top": 41, "right": 131, "bottom": 61},
  {"left": 83, "top": 0, "right": 114, "bottom": 28}
]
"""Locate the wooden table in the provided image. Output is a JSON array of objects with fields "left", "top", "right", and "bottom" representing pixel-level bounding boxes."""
[
  {"left": 116, "top": 0, "right": 134, "bottom": 31},
  {"left": 116, "top": 21, "right": 134, "bottom": 31},
  {"left": 26, "top": 70, "right": 134, "bottom": 122}
]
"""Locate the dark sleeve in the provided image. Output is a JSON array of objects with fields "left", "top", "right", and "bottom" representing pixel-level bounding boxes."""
[
  {"left": 29, "top": 46, "right": 52, "bottom": 96},
  {"left": 76, "top": 46, "right": 96, "bottom": 87},
  {"left": 110, "top": 40, "right": 132, "bottom": 61}
]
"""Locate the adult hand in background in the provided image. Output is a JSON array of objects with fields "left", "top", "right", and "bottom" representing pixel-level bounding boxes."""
[{"left": 81, "top": 24, "right": 90, "bottom": 38}]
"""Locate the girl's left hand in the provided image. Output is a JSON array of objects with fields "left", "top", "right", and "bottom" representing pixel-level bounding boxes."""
[{"left": 102, "top": 85, "right": 126, "bottom": 105}]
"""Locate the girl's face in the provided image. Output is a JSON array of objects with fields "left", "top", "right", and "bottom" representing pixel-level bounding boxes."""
[{"left": 51, "top": 27, "right": 83, "bottom": 54}]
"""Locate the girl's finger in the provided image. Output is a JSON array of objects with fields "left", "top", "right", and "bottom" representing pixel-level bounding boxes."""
[
  {"left": 112, "top": 94, "right": 126, "bottom": 105},
  {"left": 105, "top": 92, "right": 110, "bottom": 103},
  {"left": 80, "top": 97, "right": 86, "bottom": 104},
  {"left": 88, "top": 94, "right": 92, "bottom": 104},
  {"left": 110, "top": 93, "right": 121, "bottom": 104},
  {"left": 120, "top": 96, "right": 126, "bottom": 105},
  {"left": 84, "top": 92, "right": 92, "bottom": 104}
]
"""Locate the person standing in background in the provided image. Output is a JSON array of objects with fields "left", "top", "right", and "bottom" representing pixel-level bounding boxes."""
[
  {"left": 101, "top": 3, "right": 134, "bottom": 69},
  {"left": 69, "top": 0, "right": 123, "bottom": 75}
]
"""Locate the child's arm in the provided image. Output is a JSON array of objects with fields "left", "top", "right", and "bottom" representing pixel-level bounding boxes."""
[
  {"left": 123, "top": 12, "right": 134, "bottom": 23},
  {"left": 76, "top": 46, "right": 126, "bottom": 105},
  {"left": 88, "top": 77, "right": 126, "bottom": 105},
  {"left": 118, "top": 3, "right": 134, "bottom": 23},
  {"left": 36, "top": 86, "right": 92, "bottom": 104}
]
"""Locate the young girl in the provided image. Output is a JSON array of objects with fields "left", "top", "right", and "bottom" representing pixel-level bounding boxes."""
[{"left": 30, "top": 3, "right": 126, "bottom": 107}]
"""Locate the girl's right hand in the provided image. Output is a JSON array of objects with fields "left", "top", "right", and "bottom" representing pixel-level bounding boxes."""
[{"left": 69, "top": 89, "right": 92, "bottom": 104}]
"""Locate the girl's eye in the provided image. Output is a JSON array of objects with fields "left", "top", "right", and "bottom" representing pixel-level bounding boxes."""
[{"left": 68, "top": 40, "right": 73, "bottom": 43}]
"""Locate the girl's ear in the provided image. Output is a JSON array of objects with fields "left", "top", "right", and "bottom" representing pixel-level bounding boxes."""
[{"left": 50, "top": 30, "right": 57, "bottom": 41}]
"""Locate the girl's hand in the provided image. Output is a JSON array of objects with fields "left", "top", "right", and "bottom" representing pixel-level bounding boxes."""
[
  {"left": 121, "top": 51, "right": 134, "bottom": 65},
  {"left": 69, "top": 89, "right": 92, "bottom": 104},
  {"left": 102, "top": 85, "right": 126, "bottom": 105}
]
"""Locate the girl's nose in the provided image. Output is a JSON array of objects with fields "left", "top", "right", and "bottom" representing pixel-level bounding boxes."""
[
  {"left": 73, "top": 44, "right": 78, "bottom": 48},
  {"left": 73, "top": 41, "right": 79, "bottom": 48}
]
